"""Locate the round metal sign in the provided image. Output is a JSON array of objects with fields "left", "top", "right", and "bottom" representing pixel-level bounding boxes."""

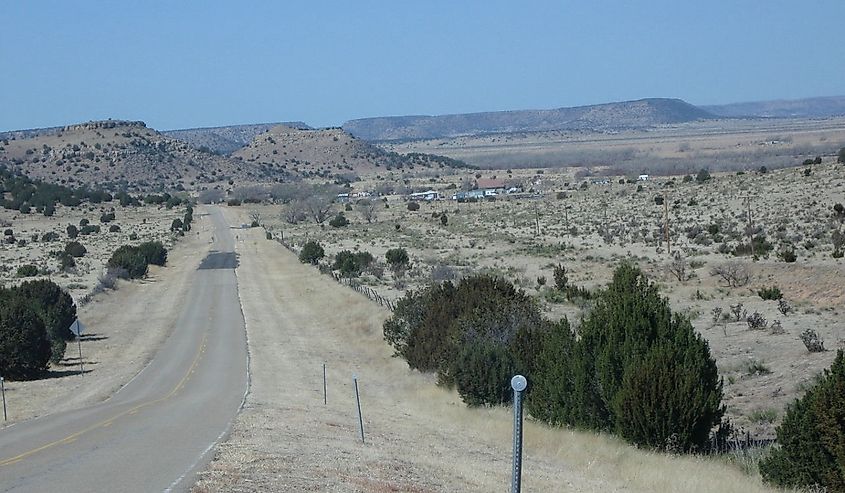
[{"left": 511, "top": 375, "right": 527, "bottom": 392}]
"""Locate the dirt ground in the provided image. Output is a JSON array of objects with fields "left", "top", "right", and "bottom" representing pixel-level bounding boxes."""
[
  {"left": 0, "top": 208, "right": 213, "bottom": 425},
  {"left": 192, "top": 207, "right": 779, "bottom": 493}
]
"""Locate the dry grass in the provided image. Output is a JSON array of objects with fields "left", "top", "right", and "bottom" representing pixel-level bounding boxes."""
[{"left": 194, "top": 213, "right": 783, "bottom": 492}]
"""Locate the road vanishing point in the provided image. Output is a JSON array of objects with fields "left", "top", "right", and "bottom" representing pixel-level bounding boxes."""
[{"left": 0, "top": 207, "right": 249, "bottom": 492}]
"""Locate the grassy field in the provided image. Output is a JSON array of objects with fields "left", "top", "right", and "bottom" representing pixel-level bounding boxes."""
[{"left": 249, "top": 159, "right": 845, "bottom": 438}]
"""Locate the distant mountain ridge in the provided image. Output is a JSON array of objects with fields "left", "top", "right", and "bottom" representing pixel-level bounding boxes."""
[
  {"left": 162, "top": 122, "right": 311, "bottom": 155},
  {"left": 702, "top": 96, "right": 845, "bottom": 118},
  {"left": 342, "top": 98, "right": 716, "bottom": 141}
]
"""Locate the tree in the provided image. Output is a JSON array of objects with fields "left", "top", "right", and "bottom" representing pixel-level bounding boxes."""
[
  {"left": 329, "top": 212, "right": 349, "bottom": 228},
  {"left": 383, "top": 275, "right": 547, "bottom": 406},
  {"left": 759, "top": 350, "right": 845, "bottom": 490},
  {"left": 528, "top": 264, "right": 724, "bottom": 452},
  {"left": 283, "top": 200, "right": 307, "bottom": 225},
  {"left": 385, "top": 248, "right": 410, "bottom": 271},
  {"left": 0, "top": 297, "right": 51, "bottom": 379},
  {"left": 5, "top": 280, "right": 76, "bottom": 365},
  {"left": 407, "top": 201, "right": 420, "bottom": 211},
  {"left": 306, "top": 195, "right": 333, "bottom": 224},
  {"left": 711, "top": 262, "right": 750, "bottom": 287},
  {"left": 298, "top": 241, "right": 325, "bottom": 265},
  {"left": 66, "top": 224, "right": 79, "bottom": 239},
  {"left": 170, "top": 218, "right": 184, "bottom": 232},
  {"left": 553, "top": 264, "right": 568, "bottom": 291},
  {"left": 356, "top": 199, "right": 377, "bottom": 223},
  {"left": 695, "top": 169, "right": 711, "bottom": 184},
  {"left": 667, "top": 252, "right": 689, "bottom": 281}
]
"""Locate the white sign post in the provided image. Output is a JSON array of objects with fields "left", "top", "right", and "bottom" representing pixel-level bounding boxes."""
[{"left": 68, "top": 319, "right": 85, "bottom": 376}]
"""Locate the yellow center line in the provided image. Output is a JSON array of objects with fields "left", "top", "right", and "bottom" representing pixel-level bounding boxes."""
[{"left": 0, "top": 335, "right": 208, "bottom": 467}]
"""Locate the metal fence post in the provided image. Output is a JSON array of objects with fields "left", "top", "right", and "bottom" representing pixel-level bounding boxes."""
[
  {"left": 1, "top": 376, "right": 6, "bottom": 422},
  {"left": 353, "top": 375, "right": 364, "bottom": 444},
  {"left": 511, "top": 375, "right": 527, "bottom": 493}
]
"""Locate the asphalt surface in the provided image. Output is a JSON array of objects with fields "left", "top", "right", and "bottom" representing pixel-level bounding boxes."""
[{"left": 0, "top": 207, "right": 249, "bottom": 492}]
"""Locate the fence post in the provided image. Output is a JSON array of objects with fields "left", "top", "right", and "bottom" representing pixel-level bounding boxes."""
[{"left": 353, "top": 375, "right": 365, "bottom": 444}]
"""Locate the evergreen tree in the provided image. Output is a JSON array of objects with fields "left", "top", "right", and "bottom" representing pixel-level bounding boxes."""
[{"left": 760, "top": 350, "right": 845, "bottom": 490}]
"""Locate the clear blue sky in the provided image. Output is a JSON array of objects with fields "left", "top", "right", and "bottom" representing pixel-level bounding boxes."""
[{"left": 2, "top": 1, "right": 844, "bottom": 131}]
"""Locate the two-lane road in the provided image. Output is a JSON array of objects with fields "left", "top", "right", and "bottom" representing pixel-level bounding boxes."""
[{"left": 0, "top": 207, "right": 248, "bottom": 492}]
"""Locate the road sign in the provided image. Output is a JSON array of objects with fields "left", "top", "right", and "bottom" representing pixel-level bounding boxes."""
[
  {"left": 68, "top": 319, "right": 85, "bottom": 375},
  {"left": 68, "top": 319, "right": 85, "bottom": 337}
]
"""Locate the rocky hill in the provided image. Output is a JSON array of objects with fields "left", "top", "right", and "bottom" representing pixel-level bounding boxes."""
[
  {"left": 343, "top": 98, "right": 716, "bottom": 141},
  {"left": 0, "top": 120, "right": 290, "bottom": 191},
  {"left": 702, "top": 95, "right": 845, "bottom": 118},
  {"left": 232, "top": 125, "right": 471, "bottom": 180},
  {"left": 163, "top": 122, "right": 311, "bottom": 155}
]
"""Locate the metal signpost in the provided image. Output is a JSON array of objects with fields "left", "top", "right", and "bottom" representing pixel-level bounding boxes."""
[
  {"left": 68, "top": 319, "right": 85, "bottom": 376},
  {"left": 1, "top": 376, "right": 6, "bottom": 422},
  {"left": 323, "top": 363, "right": 327, "bottom": 405},
  {"left": 353, "top": 375, "right": 364, "bottom": 444},
  {"left": 511, "top": 375, "right": 527, "bottom": 493}
]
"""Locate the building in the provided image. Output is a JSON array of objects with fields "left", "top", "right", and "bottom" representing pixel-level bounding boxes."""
[
  {"left": 409, "top": 190, "right": 440, "bottom": 201},
  {"left": 638, "top": 174, "right": 650, "bottom": 181}
]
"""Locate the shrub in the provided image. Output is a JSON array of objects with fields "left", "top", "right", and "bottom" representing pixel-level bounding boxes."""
[
  {"left": 385, "top": 248, "right": 410, "bottom": 270},
  {"left": 384, "top": 275, "right": 547, "bottom": 406},
  {"left": 16, "top": 264, "right": 39, "bottom": 277},
  {"left": 67, "top": 224, "right": 79, "bottom": 239},
  {"left": 746, "top": 312, "right": 767, "bottom": 330},
  {"left": 758, "top": 286, "right": 783, "bottom": 300},
  {"left": 777, "top": 247, "right": 797, "bottom": 263},
  {"left": 107, "top": 245, "right": 149, "bottom": 279},
  {"left": 137, "top": 241, "right": 167, "bottom": 266},
  {"left": 170, "top": 218, "right": 184, "bottom": 232},
  {"left": 553, "top": 263, "right": 568, "bottom": 291},
  {"left": 328, "top": 212, "right": 349, "bottom": 228},
  {"left": 800, "top": 328, "right": 825, "bottom": 353},
  {"left": 109, "top": 224, "right": 120, "bottom": 233},
  {"left": 333, "top": 250, "right": 373, "bottom": 277},
  {"left": 527, "top": 263, "right": 724, "bottom": 452},
  {"left": 79, "top": 225, "right": 100, "bottom": 235},
  {"left": 838, "top": 147, "right": 845, "bottom": 164},
  {"left": 11, "top": 279, "right": 77, "bottom": 364},
  {"left": 695, "top": 169, "right": 711, "bottom": 183},
  {"left": 759, "top": 350, "right": 845, "bottom": 489},
  {"left": 99, "top": 212, "right": 115, "bottom": 223},
  {"left": 0, "top": 297, "right": 51, "bottom": 379},
  {"left": 407, "top": 201, "right": 420, "bottom": 211},
  {"left": 298, "top": 241, "right": 325, "bottom": 265},
  {"left": 440, "top": 213, "right": 448, "bottom": 226},
  {"left": 65, "top": 241, "right": 87, "bottom": 257}
]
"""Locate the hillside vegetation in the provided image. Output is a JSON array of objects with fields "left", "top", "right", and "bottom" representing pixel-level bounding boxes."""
[
  {"left": 343, "top": 98, "right": 715, "bottom": 141},
  {"left": 162, "top": 121, "right": 311, "bottom": 155},
  {"left": 0, "top": 120, "right": 288, "bottom": 191},
  {"left": 232, "top": 125, "right": 471, "bottom": 181}
]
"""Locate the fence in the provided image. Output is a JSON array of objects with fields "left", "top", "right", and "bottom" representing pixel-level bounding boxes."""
[{"left": 269, "top": 232, "right": 396, "bottom": 311}]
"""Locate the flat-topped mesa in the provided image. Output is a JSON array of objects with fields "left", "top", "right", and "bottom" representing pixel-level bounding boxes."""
[{"left": 63, "top": 120, "right": 147, "bottom": 132}]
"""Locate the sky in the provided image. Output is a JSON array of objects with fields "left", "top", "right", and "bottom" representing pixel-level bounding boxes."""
[{"left": 1, "top": 1, "right": 844, "bottom": 132}]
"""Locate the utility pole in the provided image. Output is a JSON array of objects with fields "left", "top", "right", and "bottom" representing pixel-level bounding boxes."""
[
  {"left": 663, "top": 190, "right": 671, "bottom": 255},
  {"left": 564, "top": 205, "right": 571, "bottom": 236},
  {"left": 533, "top": 203, "right": 541, "bottom": 238},
  {"left": 744, "top": 196, "right": 755, "bottom": 258}
]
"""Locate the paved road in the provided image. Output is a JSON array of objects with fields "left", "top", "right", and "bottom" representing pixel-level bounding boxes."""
[{"left": 0, "top": 207, "right": 249, "bottom": 492}]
